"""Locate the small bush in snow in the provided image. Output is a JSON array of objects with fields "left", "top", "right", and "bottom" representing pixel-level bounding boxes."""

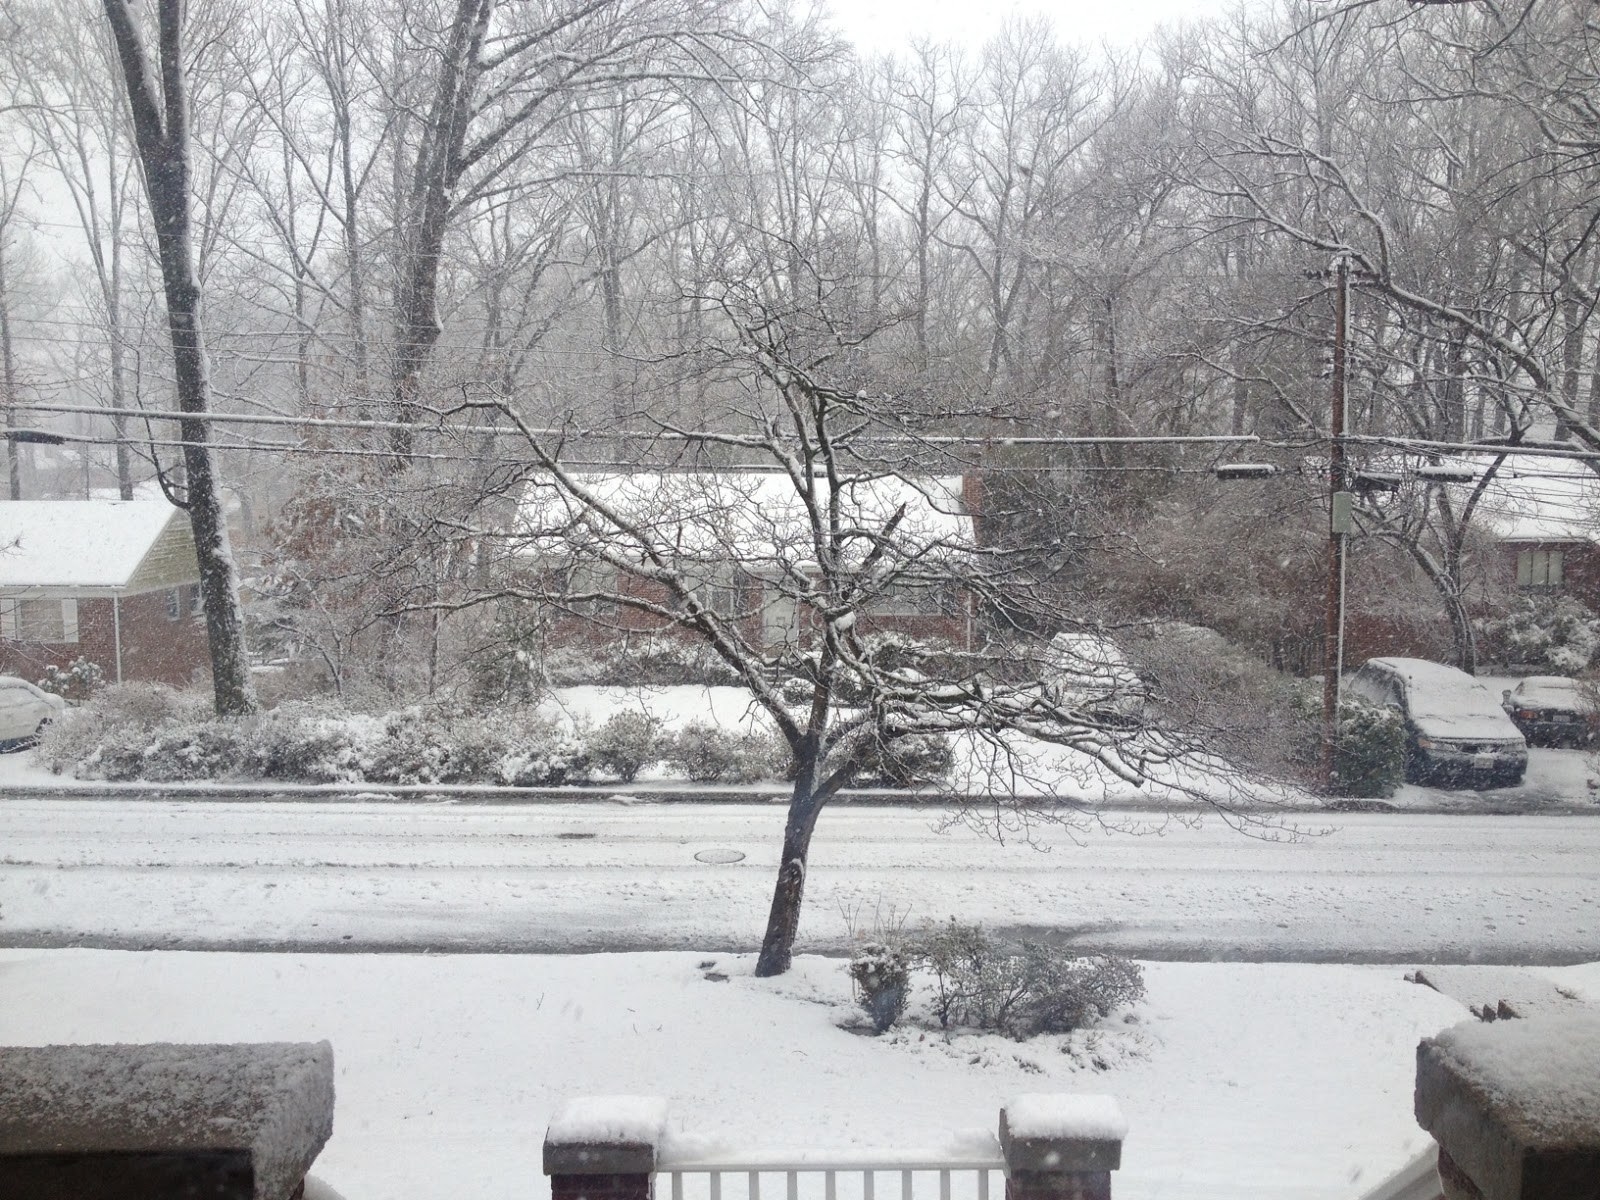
[
  {"left": 364, "top": 708, "right": 539, "bottom": 785},
  {"left": 662, "top": 721, "right": 786, "bottom": 783},
  {"left": 846, "top": 727, "right": 953, "bottom": 788},
  {"left": 913, "top": 919, "right": 1144, "bottom": 1040},
  {"left": 138, "top": 720, "right": 252, "bottom": 782},
  {"left": 1477, "top": 596, "right": 1600, "bottom": 673},
  {"left": 37, "top": 684, "right": 210, "bottom": 779},
  {"left": 1333, "top": 698, "right": 1406, "bottom": 799},
  {"left": 587, "top": 711, "right": 666, "bottom": 782},
  {"left": 848, "top": 942, "right": 911, "bottom": 1034},
  {"left": 248, "top": 704, "right": 374, "bottom": 783},
  {"left": 546, "top": 636, "right": 740, "bottom": 687},
  {"left": 37, "top": 657, "right": 106, "bottom": 703},
  {"left": 776, "top": 675, "right": 813, "bottom": 706}
]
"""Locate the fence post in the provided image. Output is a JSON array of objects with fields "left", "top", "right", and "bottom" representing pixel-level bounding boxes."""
[
  {"left": 999, "top": 1094, "right": 1126, "bottom": 1200},
  {"left": 0, "top": 1041, "right": 335, "bottom": 1200},
  {"left": 544, "top": 1096, "right": 669, "bottom": 1200},
  {"left": 1414, "top": 1013, "right": 1600, "bottom": 1200}
]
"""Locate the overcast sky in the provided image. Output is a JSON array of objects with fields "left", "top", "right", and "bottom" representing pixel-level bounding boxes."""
[{"left": 824, "top": 0, "right": 1246, "bottom": 56}]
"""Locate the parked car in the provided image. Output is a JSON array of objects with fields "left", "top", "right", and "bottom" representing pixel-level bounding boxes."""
[
  {"left": 1345, "top": 657, "right": 1528, "bottom": 788},
  {"left": 0, "top": 676, "right": 68, "bottom": 751},
  {"left": 1501, "top": 675, "right": 1597, "bottom": 748}
]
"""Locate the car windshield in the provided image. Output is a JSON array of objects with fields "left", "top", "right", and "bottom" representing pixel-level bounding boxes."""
[
  {"left": 1516, "top": 678, "right": 1582, "bottom": 705},
  {"left": 1405, "top": 680, "right": 1504, "bottom": 723}
]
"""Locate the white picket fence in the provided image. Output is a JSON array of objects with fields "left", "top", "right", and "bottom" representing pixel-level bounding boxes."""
[{"left": 659, "top": 1145, "right": 1008, "bottom": 1200}]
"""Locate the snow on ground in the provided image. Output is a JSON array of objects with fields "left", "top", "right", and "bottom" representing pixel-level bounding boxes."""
[{"left": 0, "top": 948, "right": 1470, "bottom": 1200}]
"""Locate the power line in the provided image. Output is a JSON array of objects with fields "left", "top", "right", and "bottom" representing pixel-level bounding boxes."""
[
  {"left": 15, "top": 402, "right": 1263, "bottom": 449},
  {"left": 1342, "top": 434, "right": 1600, "bottom": 462}
]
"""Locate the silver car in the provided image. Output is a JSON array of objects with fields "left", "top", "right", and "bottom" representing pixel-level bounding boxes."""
[
  {"left": 0, "top": 675, "right": 68, "bottom": 750},
  {"left": 1346, "top": 657, "right": 1528, "bottom": 788}
]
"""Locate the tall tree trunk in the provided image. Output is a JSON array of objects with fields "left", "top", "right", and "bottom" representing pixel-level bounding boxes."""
[
  {"left": 0, "top": 247, "right": 20, "bottom": 501},
  {"left": 754, "top": 743, "right": 826, "bottom": 977},
  {"left": 102, "top": 0, "right": 258, "bottom": 717}
]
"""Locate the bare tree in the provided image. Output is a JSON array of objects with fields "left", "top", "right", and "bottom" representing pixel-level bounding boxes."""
[
  {"left": 392, "top": 283, "right": 1200, "bottom": 976},
  {"left": 381, "top": 0, "right": 773, "bottom": 458},
  {"left": 100, "top": 0, "right": 256, "bottom": 716}
]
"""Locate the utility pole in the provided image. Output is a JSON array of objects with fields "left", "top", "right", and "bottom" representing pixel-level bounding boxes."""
[{"left": 1322, "top": 256, "right": 1352, "bottom": 791}]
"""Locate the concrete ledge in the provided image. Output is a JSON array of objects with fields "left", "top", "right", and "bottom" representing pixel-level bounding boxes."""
[
  {"left": 0, "top": 1041, "right": 335, "bottom": 1200},
  {"left": 1416, "top": 1014, "right": 1600, "bottom": 1200},
  {"left": 999, "top": 1095, "right": 1125, "bottom": 1175},
  {"left": 544, "top": 1096, "right": 669, "bottom": 1176}
]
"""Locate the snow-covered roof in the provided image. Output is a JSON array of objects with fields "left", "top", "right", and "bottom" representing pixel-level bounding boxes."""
[
  {"left": 0, "top": 500, "right": 200, "bottom": 597},
  {"left": 1467, "top": 456, "right": 1600, "bottom": 544},
  {"left": 516, "top": 472, "right": 973, "bottom": 572}
]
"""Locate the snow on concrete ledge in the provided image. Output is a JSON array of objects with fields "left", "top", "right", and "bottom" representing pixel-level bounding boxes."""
[
  {"left": 548, "top": 1096, "right": 670, "bottom": 1147},
  {"left": 0, "top": 1041, "right": 334, "bottom": 1200},
  {"left": 1417, "top": 1013, "right": 1600, "bottom": 1200},
  {"left": 1428, "top": 1013, "right": 1600, "bottom": 1148},
  {"left": 1002, "top": 1094, "right": 1128, "bottom": 1143},
  {"left": 545, "top": 1096, "right": 669, "bottom": 1175}
]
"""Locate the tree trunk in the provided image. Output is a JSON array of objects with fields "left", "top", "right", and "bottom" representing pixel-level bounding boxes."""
[
  {"left": 102, "top": 0, "right": 258, "bottom": 717},
  {"left": 0, "top": 246, "right": 20, "bottom": 501},
  {"left": 754, "top": 749, "right": 826, "bottom": 977}
]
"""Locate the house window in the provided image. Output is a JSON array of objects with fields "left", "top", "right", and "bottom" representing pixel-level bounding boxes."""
[
  {"left": 190, "top": 586, "right": 205, "bottom": 617},
  {"left": 874, "top": 579, "right": 957, "bottom": 616},
  {"left": 0, "top": 598, "right": 79, "bottom": 644},
  {"left": 166, "top": 588, "right": 183, "bottom": 621},
  {"left": 1517, "top": 548, "right": 1564, "bottom": 589},
  {"left": 691, "top": 568, "right": 744, "bottom": 618},
  {"left": 561, "top": 564, "right": 615, "bottom": 616}
]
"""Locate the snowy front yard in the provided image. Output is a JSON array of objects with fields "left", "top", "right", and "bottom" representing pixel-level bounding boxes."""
[{"left": 0, "top": 947, "right": 1519, "bottom": 1200}]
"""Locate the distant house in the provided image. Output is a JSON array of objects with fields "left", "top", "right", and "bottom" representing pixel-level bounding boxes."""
[
  {"left": 0, "top": 501, "right": 209, "bottom": 685},
  {"left": 515, "top": 472, "right": 979, "bottom": 651},
  {"left": 1473, "top": 458, "right": 1600, "bottom": 612}
]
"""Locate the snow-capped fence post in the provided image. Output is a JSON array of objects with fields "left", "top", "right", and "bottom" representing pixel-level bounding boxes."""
[
  {"left": 998, "top": 1094, "right": 1126, "bottom": 1200},
  {"left": 0, "top": 1040, "right": 334, "bottom": 1199},
  {"left": 544, "top": 1096, "right": 669, "bottom": 1200},
  {"left": 1414, "top": 1014, "right": 1600, "bottom": 1200}
]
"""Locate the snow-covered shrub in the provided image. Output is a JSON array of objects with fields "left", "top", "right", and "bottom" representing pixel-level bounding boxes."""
[
  {"left": 1124, "top": 622, "right": 1316, "bottom": 784},
  {"left": 1333, "top": 698, "right": 1406, "bottom": 799},
  {"left": 913, "top": 920, "right": 1144, "bottom": 1040},
  {"left": 37, "top": 657, "right": 106, "bottom": 703},
  {"left": 459, "top": 707, "right": 591, "bottom": 786},
  {"left": 776, "top": 675, "right": 813, "bottom": 706},
  {"left": 497, "top": 727, "right": 593, "bottom": 786},
  {"left": 546, "top": 635, "right": 740, "bottom": 687},
  {"left": 848, "top": 942, "right": 911, "bottom": 1034},
  {"left": 1015, "top": 947, "right": 1146, "bottom": 1036},
  {"left": 364, "top": 707, "right": 537, "bottom": 784},
  {"left": 36, "top": 683, "right": 209, "bottom": 778},
  {"left": 137, "top": 719, "right": 253, "bottom": 782},
  {"left": 662, "top": 721, "right": 786, "bottom": 783},
  {"left": 1477, "top": 596, "right": 1600, "bottom": 673},
  {"left": 247, "top": 704, "right": 375, "bottom": 783},
  {"left": 831, "top": 633, "right": 925, "bottom": 706},
  {"left": 587, "top": 711, "right": 666, "bottom": 782},
  {"left": 846, "top": 726, "right": 953, "bottom": 788}
]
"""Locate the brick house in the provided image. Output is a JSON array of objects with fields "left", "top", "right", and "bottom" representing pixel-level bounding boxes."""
[
  {"left": 516, "top": 472, "right": 978, "bottom": 652},
  {"left": 0, "top": 500, "right": 209, "bottom": 686},
  {"left": 1476, "top": 460, "right": 1600, "bottom": 613}
]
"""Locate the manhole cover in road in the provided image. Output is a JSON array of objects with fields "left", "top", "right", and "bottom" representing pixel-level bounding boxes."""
[{"left": 694, "top": 848, "right": 746, "bottom": 864}]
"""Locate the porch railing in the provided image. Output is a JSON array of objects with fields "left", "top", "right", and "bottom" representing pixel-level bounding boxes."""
[{"left": 658, "top": 1145, "right": 1008, "bottom": 1200}]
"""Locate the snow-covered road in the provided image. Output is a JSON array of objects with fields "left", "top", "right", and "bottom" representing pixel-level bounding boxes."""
[{"left": 3, "top": 798, "right": 1598, "bottom": 961}]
